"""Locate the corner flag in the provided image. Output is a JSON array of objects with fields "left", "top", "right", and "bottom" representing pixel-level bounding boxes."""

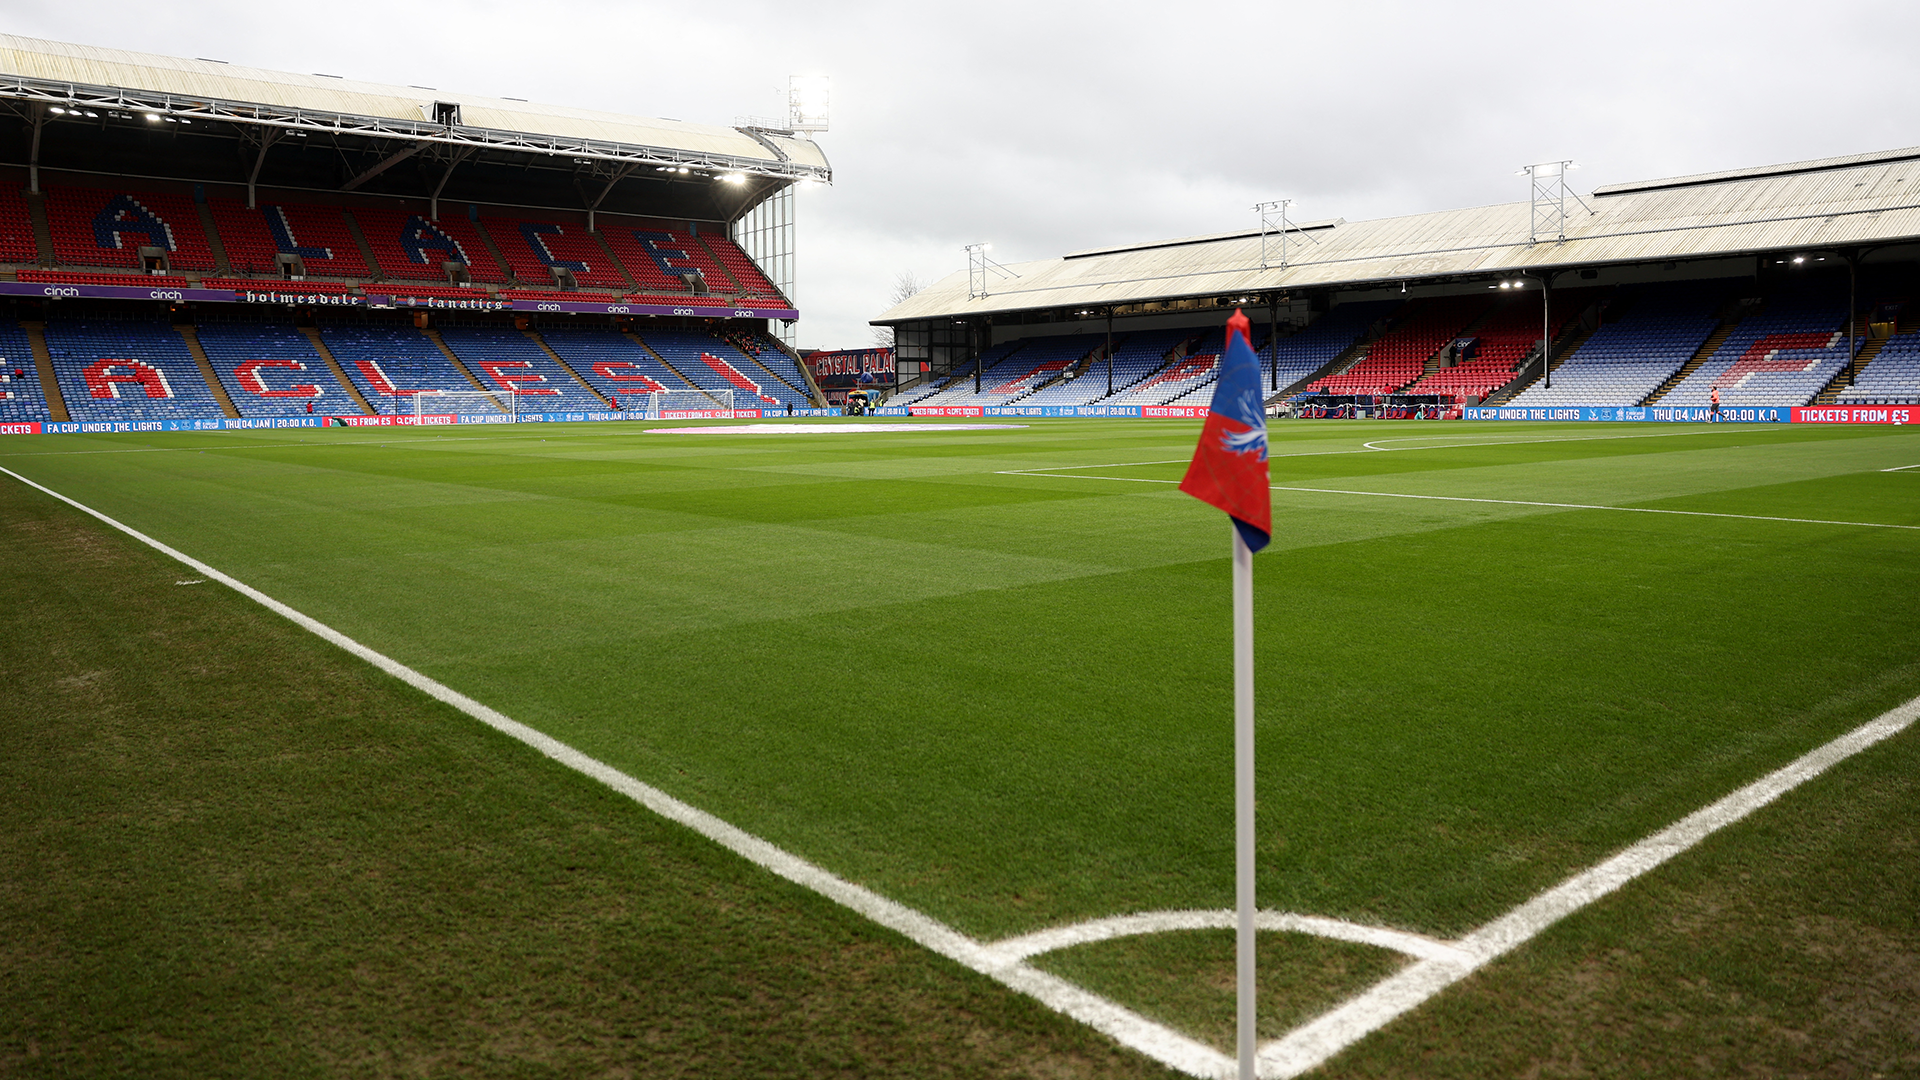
[
  {"left": 1179, "top": 309, "right": 1271, "bottom": 551},
  {"left": 1179, "top": 307, "right": 1271, "bottom": 1080}
]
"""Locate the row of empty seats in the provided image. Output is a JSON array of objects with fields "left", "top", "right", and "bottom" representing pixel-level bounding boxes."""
[
  {"left": 8, "top": 186, "right": 786, "bottom": 304},
  {"left": 1508, "top": 282, "right": 1729, "bottom": 407},
  {"left": 1661, "top": 291, "right": 1856, "bottom": 406},
  {"left": 1837, "top": 331, "right": 1920, "bottom": 403}
]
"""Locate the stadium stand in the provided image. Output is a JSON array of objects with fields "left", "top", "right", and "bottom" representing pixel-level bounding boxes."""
[
  {"left": 44, "top": 313, "right": 223, "bottom": 421},
  {"left": 1108, "top": 332, "right": 1228, "bottom": 408},
  {"left": 1399, "top": 292, "right": 1591, "bottom": 400},
  {"left": 908, "top": 341, "right": 1031, "bottom": 406},
  {"left": 1019, "top": 329, "right": 1189, "bottom": 407},
  {"left": 44, "top": 187, "right": 217, "bottom": 273},
  {"left": 1310, "top": 296, "right": 1489, "bottom": 396},
  {"left": 207, "top": 198, "right": 371, "bottom": 280},
  {"left": 1508, "top": 283, "right": 1728, "bottom": 407},
  {"left": 436, "top": 324, "right": 604, "bottom": 409},
  {"left": 949, "top": 334, "right": 1100, "bottom": 405},
  {"left": 720, "top": 329, "right": 813, "bottom": 400},
  {"left": 480, "top": 215, "right": 629, "bottom": 292},
  {"left": 1660, "top": 289, "right": 1856, "bottom": 406},
  {"left": 601, "top": 227, "right": 735, "bottom": 298},
  {"left": 351, "top": 209, "right": 506, "bottom": 284},
  {"left": 636, "top": 329, "right": 806, "bottom": 407},
  {"left": 1836, "top": 331, "right": 1920, "bottom": 403},
  {"left": 1260, "top": 301, "right": 1398, "bottom": 392},
  {"left": 319, "top": 319, "right": 482, "bottom": 413},
  {"left": 0, "top": 188, "right": 40, "bottom": 265},
  {"left": 537, "top": 326, "right": 692, "bottom": 405},
  {"left": 195, "top": 316, "right": 353, "bottom": 417},
  {"left": 0, "top": 319, "right": 52, "bottom": 422},
  {"left": 702, "top": 234, "right": 784, "bottom": 299}
]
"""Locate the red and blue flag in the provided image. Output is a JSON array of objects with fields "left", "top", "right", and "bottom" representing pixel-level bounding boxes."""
[{"left": 1180, "top": 309, "right": 1271, "bottom": 552}]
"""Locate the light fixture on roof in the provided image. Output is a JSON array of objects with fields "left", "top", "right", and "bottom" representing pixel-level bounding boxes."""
[
  {"left": 84, "top": 111, "right": 98, "bottom": 118},
  {"left": 1793, "top": 255, "right": 1806, "bottom": 264},
  {"left": 146, "top": 113, "right": 161, "bottom": 122},
  {"left": 788, "top": 75, "right": 830, "bottom": 135},
  {"left": 718, "top": 172, "right": 746, "bottom": 184},
  {"left": 678, "top": 167, "right": 690, "bottom": 174},
  {"left": 49, "top": 106, "right": 65, "bottom": 114}
]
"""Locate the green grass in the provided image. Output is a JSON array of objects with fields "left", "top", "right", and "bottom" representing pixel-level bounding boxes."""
[{"left": 4, "top": 417, "right": 1918, "bottom": 1072}]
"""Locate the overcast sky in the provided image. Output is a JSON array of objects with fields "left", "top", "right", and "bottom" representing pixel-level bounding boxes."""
[{"left": 12, "top": 1, "right": 1920, "bottom": 348}]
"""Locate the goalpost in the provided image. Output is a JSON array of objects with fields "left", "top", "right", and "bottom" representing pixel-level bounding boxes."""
[
  {"left": 413, "top": 390, "right": 519, "bottom": 418},
  {"left": 633, "top": 388, "right": 735, "bottom": 419}
]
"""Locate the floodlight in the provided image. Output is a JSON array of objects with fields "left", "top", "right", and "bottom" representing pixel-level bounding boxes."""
[
  {"left": 1793, "top": 256, "right": 1806, "bottom": 264},
  {"left": 718, "top": 172, "right": 746, "bottom": 184},
  {"left": 788, "top": 74, "right": 830, "bottom": 134},
  {"left": 84, "top": 111, "right": 98, "bottom": 118},
  {"left": 49, "top": 106, "right": 64, "bottom": 114},
  {"left": 146, "top": 113, "right": 160, "bottom": 122}
]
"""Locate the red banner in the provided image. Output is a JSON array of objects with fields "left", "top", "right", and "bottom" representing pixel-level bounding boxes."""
[
  {"left": 1793, "top": 405, "right": 1915, "bottom": 424},
  {"left": 0, "top": 421, "right": 42, "bottom": 435},
  {"left": 907, "top": 406, "right": 983, "bottom": 417}
]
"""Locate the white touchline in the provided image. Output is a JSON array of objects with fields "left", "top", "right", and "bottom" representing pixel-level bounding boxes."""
[
  {"left": 8, "top": 462, "right": 1918, "bottom": 1080},
  {"left": 1883, "top": 463, "right": 1920, "bottom": 472}
]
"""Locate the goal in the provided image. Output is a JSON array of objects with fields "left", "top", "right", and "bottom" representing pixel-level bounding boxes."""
[
  {"left": 412, "top": 390, "right": 519, "bottom": 418},
  {"left": 632, "top": 388, "right": 735, "bottom": 419}
]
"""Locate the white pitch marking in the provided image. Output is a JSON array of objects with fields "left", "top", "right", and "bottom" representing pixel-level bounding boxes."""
[
  {"left": 10, "top": 463, "right": 1920, "bottom": 1080},
  {"left": 1000, "top": 467, "right": 1920, "bottom": 531},
  {"left": 1258, "top": 692, "right": 1920, "bottom": 1079},
  {"left": 1882, "top": 463, "right": 1920, "bottom": 472},
  {"left": 174, "top": 579, "right": 206, "bottom": 585},
  {"left": 987, "top": 909, "right": 1469, "bottom": 967},
  {"left": 1269, "top": 484, "right": 1920, "bottom": 531},
  {"left": 0, "top": 463, "right": 1234, "bottom": 1080}
]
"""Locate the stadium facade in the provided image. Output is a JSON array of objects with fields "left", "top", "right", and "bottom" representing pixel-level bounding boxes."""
[
  {"left": 0, "top": 34, "right": 832, "bottom": 431},
  {"left": 875, "top": 147, "right": 1920, "bottom": 422}
]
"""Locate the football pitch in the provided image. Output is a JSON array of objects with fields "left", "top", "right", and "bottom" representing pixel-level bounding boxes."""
[{"left": 4, "top": 417, "right": 1918, "bottom": 1077}]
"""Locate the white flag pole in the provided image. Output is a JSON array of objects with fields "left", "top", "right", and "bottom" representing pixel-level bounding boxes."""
[{"left": 1233, "top": 524, "right": 1256, "bottom": 1080}]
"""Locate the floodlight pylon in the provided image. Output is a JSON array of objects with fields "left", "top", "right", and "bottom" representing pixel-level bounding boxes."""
[
  {"left": 1521, "top": 160, "right": 1596, "bottom": 245},
  {"left": 1254, "top": 200, "right": 1318, "bottom": 269}
]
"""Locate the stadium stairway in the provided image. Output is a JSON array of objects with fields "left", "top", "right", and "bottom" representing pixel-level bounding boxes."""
[
  {"left": 1820, "top": 305, "right": 1920, "bottom": 403},
  {"left": 623, "top": 331, "right": 700, "bottom": 390},
  {"left": 295, "top": 326, "right": 375, "bottom": 414},
  {"left": 194, "top": 201, "right": 231, "bottom": 276},
  {"left": 523, "top": 330, "right": 611, "bottom": 406},
  {"left": 24, "top": 192, "right": 54, "bottom": 267},
  {"left": 589, "top": 231, "right": 639, "bottom": 292},
  {"left": 22, "top": 321, "right": 68, "bottom": 420},
  {"left": 1814, "top": 311, "right": 1883, "bottom": 403},
  {"left": 340, "top": 213, "right": 385, "bottom": 280},
  {"left": 420, "top": 327, "right": 502, "bottom": 394},
  {"left": 175, "top": 325, "right": 242, "bottom": 418},
  {"left": 1643, "top": 315, "right": 1740, "bottom": 404}
]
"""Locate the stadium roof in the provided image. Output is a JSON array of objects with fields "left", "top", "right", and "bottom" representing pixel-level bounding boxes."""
[
  {"left": 0, "top": 35, "right": 829, "bottom": 180},
  {"left": 875, "top": 145, "right": 1920, "bottom": 326}
]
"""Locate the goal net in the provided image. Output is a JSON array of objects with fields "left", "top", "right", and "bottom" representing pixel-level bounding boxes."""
[
  {"left": 413, "top": 390, "right": 519, "bottom": 418},
  {"left": 632, "top": 388, "right": 735, "bottom": 419}
]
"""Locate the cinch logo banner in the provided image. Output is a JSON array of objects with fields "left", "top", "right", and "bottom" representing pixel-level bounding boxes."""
[{"left": 1794, "top": 406, "right": 1914, "bottom": 424}]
